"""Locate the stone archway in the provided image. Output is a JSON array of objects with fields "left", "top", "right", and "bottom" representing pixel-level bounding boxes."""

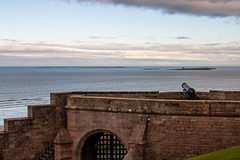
[{"left": 76, "top": 130, "right": 127, "bottom": 160}]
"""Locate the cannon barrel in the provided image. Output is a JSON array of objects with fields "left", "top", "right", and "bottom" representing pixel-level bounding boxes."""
[
  {"left": 182, "top": 83, "right": 195, "bottom": 94},
  {"left": 181, "top": 83, "right": 200, "bottom": 100}
]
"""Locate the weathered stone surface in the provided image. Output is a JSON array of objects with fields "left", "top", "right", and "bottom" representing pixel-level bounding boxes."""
[
  {"left": 0, "top": 93, "right": 71, "bottom": 160},
  {"left": 124, "top": 145, "right": 143, "bottom": 160},
  {"left": 0, "top": 91, "right": 240, "bottom": 160},
  {"left": 54, "top": 128, "right": 73, "bottom": 144},
  {"left": 129, "top": 116, "right": 149, "bottom": 145},
  {"left": 55, "top": 143, "right": 73, "bottom": 160}
]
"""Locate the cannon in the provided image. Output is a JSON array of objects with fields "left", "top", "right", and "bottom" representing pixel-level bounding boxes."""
[{"left": 181, "top": 83, "right": 200, "bottom": 100}]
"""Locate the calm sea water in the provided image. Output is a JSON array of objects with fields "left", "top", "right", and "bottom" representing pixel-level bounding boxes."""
[{"left": 0, "top": 66, "right": 240, "bottom": 125}]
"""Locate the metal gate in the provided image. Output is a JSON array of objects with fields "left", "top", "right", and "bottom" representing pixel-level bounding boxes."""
[{"left": 96, "top": 132, "right": 127, "bottom": 160}]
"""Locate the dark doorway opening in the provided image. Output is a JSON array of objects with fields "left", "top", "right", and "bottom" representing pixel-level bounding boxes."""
[{"left": 81, "top": 132, "right": 127, "bottom": 160}]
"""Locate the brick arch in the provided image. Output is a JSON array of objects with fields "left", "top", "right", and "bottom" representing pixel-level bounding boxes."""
[{"left": 75, "top": 129, "right": 128, "bottom": 160}]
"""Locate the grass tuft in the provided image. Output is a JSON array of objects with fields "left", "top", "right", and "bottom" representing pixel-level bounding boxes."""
[{"left": 186, "top": 145, "right": 240, "bottom": 160}]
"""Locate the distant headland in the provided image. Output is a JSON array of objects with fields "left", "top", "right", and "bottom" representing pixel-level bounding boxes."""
[
  {"left": 169, "top": 67, "right": 216, "bottom": 70},
  {"left": 37, "top": 66, "right": 127, "bottom": 69}
]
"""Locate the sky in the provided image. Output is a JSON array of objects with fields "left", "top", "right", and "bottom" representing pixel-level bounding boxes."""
[{"left": 0, "top": 0, "right": 240, "bottom": 66}]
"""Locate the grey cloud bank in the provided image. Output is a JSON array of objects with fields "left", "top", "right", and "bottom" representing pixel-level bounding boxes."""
[
  {"left": 76, "top": 0, "right": 240, "bottom": 17},
  {"left": 0, "top": 41, "right": 240, "bottom": 66}
]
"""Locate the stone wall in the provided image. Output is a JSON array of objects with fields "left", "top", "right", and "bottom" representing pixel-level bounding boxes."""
[
  {"left": 66, "top": 94, "right": 240, "bottom": 160},
  {"left": 1, "top": 90, "right": 240, "bottom": 159},
  {"left": 0, "top": 129, "right": 6, "bottom": 159},
  {"left": 0, "top": 92, "right": 71, "bottom": 160},
  {"left": 66, "top": 95, "right": 240, "bottom": 117},
  {"left": 0, "top": 105, "right": 56, "bottom": 159},
  {"left": 209, "top": 90, "right": 240, "bottom": 101},
  {"left": 145, "top": 115, "right": 240, "bottom": 160},
  {"left": 55, "top": 90, "right": 240, "bottom": 101}
]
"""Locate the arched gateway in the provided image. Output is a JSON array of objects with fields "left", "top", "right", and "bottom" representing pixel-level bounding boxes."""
[
  {"left": 52, "top": 91, "right": 240, "bottom": 160},
  {"left": 3, "top": 91, "right": 240, "bottom": 160},
  {"left": 76, "top": 130, "right": 127, "bottom": 160}
]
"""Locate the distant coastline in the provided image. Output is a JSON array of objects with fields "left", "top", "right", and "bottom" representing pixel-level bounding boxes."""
[
  {"left": 168, "top": 67, "right": 216, "bottom": 70},
  {"left": 143, "top": 68, "right": 160, "bottom": 70},
  {"left": 37, "top": 66, "right": 127, "bottom": 69}
]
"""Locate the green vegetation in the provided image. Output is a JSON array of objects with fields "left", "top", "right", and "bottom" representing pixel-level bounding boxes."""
[
  {"left": 96, "top": 144, "right": 124, "bottom": 154},
  {"left": 187, "top": 145, "right": 240, "bottom": 160}
]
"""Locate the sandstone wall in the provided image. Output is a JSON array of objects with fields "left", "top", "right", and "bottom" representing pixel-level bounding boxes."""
[
  {"left": 145, "top": 115, "right": 240, "bottom": 160},
  {"left": 58, "top": 90, "right": 240, "bottom": 100},
  {"left": 0, "top": 92, "right": 71, "bottom": 160},
  {"left": 209, "top": 90, "right": 240, "bottom": 101},
  {"left": 0, "top": 130, "right": 5, "bottom": 159},
  {"left": 67, "top": 110, "right": 139, "bottom": 153},
  {"left": 66, "top": 95, "right": 240, "bottom": 160},
  {"left": 1, "top": 90, "right": 240, "bottom": 159},
  {"left": 0, "top": 105, "right": 56, "bottom": 159}
]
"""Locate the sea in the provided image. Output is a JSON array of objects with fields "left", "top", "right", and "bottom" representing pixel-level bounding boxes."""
[{"left": 0, "top": 66, "right": 240, "bottom": 126}]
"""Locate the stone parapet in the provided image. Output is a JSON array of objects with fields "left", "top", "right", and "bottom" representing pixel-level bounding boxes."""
[
  {"left": 50, "top": 90, "right": 240, "bottom": 100},
  {"left": 65, "top": 93, "right": 240, "bottom": 160},
  {"left": 1, "top": 90, "right": 240, "bottom": 160},
  {"left": 66, "top": 95, "right": 240, "bottom": 117},
  {"left": 209, "top": 90, "right": 240, "bottom": 101},
  {"left": 0, "top": 92, "right": 66, "bottom": 160},
  {"left": 0, "top": 126, "right": 3, "bottom": 131}
]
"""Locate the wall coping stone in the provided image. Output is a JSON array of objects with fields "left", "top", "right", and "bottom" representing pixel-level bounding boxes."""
[
  {"left": 54, "top": 128, "right": 73, "bottom": 144},
  {"left": 4, "top": 117, "right": 32, "bottom": 132},
  {"left": 66, "top": 95, "right": 240, "bottom": 117},
  {"left": 68, "top": 95, "right": 240, "bottom": 103},
  {"left": 210, "top": 90, "right": 240, "bottom": 93}
]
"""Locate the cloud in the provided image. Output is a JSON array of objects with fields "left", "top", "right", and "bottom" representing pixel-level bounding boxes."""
[
  {"left": 88, "top": 36, "right": 116, "bottom": 39},
  {"left": 1, "top": 39, "right": 19, "bottom": 43},
  {"left": 176, "top": 37, "right": 191, "bottom": 40},
  {"left": 0, "top": 40, "right": 240, "bottom": 66},
  {"left": 75, "top": 0, "right": 240, "bottom": 17}
]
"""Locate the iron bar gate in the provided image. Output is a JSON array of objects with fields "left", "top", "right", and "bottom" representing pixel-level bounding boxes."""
[{"left": 96, "top": 132, "right": 127, "bottom": 160}]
